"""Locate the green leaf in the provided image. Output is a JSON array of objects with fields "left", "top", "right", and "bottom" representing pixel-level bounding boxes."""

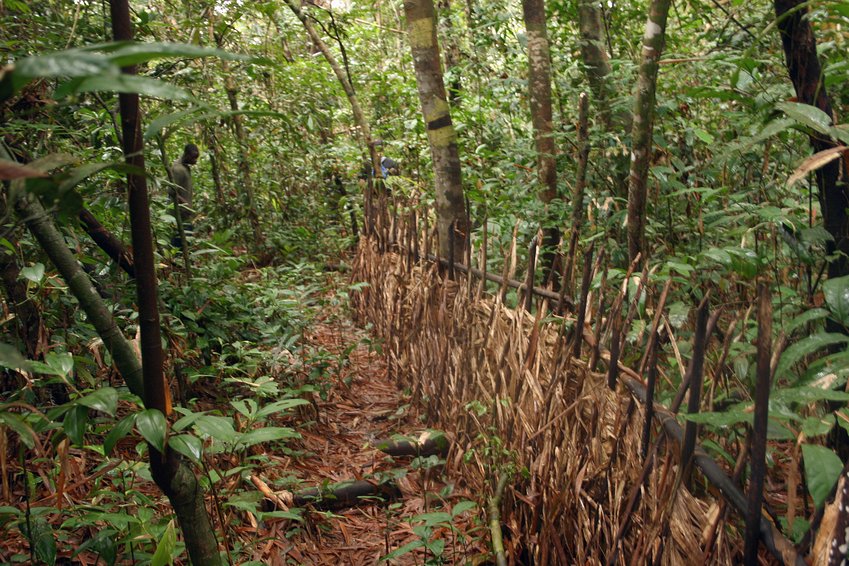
[
  {"left": 801, "top": 415, "right": 835, "bottom": 438},
  {"left": 194, "top": 415, "right": 236, "bottom": 443},
  {"left": 776, "top": 333, "right": 849, "bottom": 382},
  {"left": 451, "top": 500, "right": 477, "bottom": 516},
  {"left": 785, "top": 308, "right": 829, "bottom": 335},
  {"left": 57, "top": 162, "right": 121, "bottom": 194},
  {"left": 773, "top": 386, "right": 849, "bottom": 404},
  {"left": 23, "top": 516, "right": 57, "bottom": 566},
  {"left": 104, "top": 414, "right": 136, "bottom": 455},
  {"left": 683, "top": 408, "right": 752, "bottom": 428},
  {"left": 64, "top": 405, "right": 88, "bottom": 446},
  {"left": 56, "top": 74, "right": 193, "bottom": 101},
  {"left": 237, "top": 426, "right": 299, "bottom": 448},
  {"left": 414, "top": 511, "right": 452, "bottom": 526},
  {"left": 380, "top": 539, "right": 425, "bottom": 561},
  {"left": 802, "top": 444, "right": 843, "bottom": 508},
  {"left": 170, "top": 434, "right": 203, "bottom": 462},
  {"left": 824, "top": 275, "right": 849, "bottom": 328},
  {"left": 144, "top": 108, "right": 202, "bottom": 140},
  {"left": 105, "top": 42, "right": 252, "bottom": 67},
  {"left": 136, "top": 409, "right": 167, "bottom": 452},
  {"left": 150, "top": 519, "right": 177, "bottom": 566},
  {"left": 76, "top": 388, "right": 118, "bottom": 416},
  {"left": 19, "top": 263, "right": 44, "bottom": 283},
  {"left": 255, "top": 398, "right": 309, "bottom": 419},
  {"left": 776, "top": 101, "right": 834, "bottom": 134},
  {"left": 0, "top": 343, "right": 29, "bottom": 370},
  {"left": 0, "top": 411, "right": 37, "bottom": 449}
]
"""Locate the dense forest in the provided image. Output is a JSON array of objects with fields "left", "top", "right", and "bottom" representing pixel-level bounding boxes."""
[{"left": 2, "top": 0, "right": 849, "bottom": 564}]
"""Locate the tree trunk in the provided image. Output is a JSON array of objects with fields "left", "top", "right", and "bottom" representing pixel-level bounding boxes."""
[
  {"left": 108, "top": 1, "right": 222, "bottom": 563},
  {"left": 283, "top": 0, "right": 383, "bottom": 234},
  {"left": 78, "top": 208, "right": 135, "bottom": 278},
  {"left": 521, "top": 0, "right": 560, "bottom": 284},
  {"left": 626, "top": 0, "right": 671, "bottom": 264},
  {"left": 0, "top": 201, "right": 42, "bottom": 361},
  {"left": 223, "top": 71, "right": 264, "bottom": 248},
  {"left": 438, "top": 0, "right": 462, "bottom": 104},
  {"left": 774, "top": 0, "right": 849, "bottom": 286},
  {"left": 403, "top": 0, "right": 468, "bottom": 261},
  {"left": 577, "top": 0, "right": 631, "bottom": 133}
]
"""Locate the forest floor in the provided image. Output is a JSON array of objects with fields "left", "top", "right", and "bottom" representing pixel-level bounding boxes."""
[
  {"left": 271, "top": 315, "right": 487, "bottom": 565},
  {"left": 0, "top": 286, "right": 487, "bottom": 565}
]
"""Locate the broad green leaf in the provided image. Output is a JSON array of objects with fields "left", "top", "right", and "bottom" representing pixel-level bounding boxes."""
[
  {"left": 414, "top": 511, "right": 452, "bottom": 526},
  {"left": 801, "top": 415, "right": 835, "bottom": 438},
  {"left": 76, "top": 388, "right": 118, "bottom": 416},
  {"left": 824, "top": 275, "right": 849, "bottom": 327},
  {"left": 237, "top": 426, "right": 299, "bottom": 447},
  {"left": 104, "top": 414, "right": 136, "bottom": 455},
  {"left": 451, "top": 500, "right": 477, "bottom": 516},
  {"left": 57, "top": 162, "right": 121, "bottom": 193},
  {"left": 776, "top": 101, "right": 833, "bottom": 134},
  {"left": 194, "top": 415, "right": 236, "bottom": 443},
  {"left": 136, "top": 409, "right": 167, "bottom": 452},
  {"left": 64, "top": 405, "right": 88, "bottom": 446},
  {"left": 56, "top": 74, "right": 192, "bottom": 101},
  {"left": 150, "top": 520, "right": 177, "bottom": 566},
  {"left": 144, "top": 108, "right": 202, "bottom": 140},
  {"left": 25, "top": 517, "right": 57, "bottom": 566},
  {"left": 683, "top": 408, "right": 752, "bottom": 428},
  {"left": 105, "top": 42, "right": 252, "bottom": 67},
  {"left": 255, "top": 398, "right": 309, "bottom": 419},
  {"left": 0, "top": 411, "right": 37, "bottom": 449},
  {"left": 802, "top": 444, "right": 843, "bottom": 508},
  {"left": 776, "top": 333, "right": 849, "bottom": 382},
  {"left": 170, "top": 434, "right": 203, "bottom": 462},
  {"left": 19, "top": 263, "right": 44, "bottom": 283},
  {"left": 773, "top": 386, "right": 849, "bottom": 404},
  {"left": 0, "top": 343, "right": 29, "bottom": 370},
  {"left": 380, "top": 539, "right": 425, "bottom": 561},
  {"left": 785, "top": 308, "right": 829, "bottom": 335}
]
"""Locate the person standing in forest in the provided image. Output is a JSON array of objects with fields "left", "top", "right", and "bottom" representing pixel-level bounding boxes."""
[{"left": 168, "top": 143, "right": 199, "bottom": 247}]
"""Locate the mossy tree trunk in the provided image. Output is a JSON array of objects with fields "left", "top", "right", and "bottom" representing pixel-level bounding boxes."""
[
  {"left": 626, "top": 0, "right": 671, "bottom": 264},
  {"left": 404, "top": 0, "right": 468, "bottom": 262}
]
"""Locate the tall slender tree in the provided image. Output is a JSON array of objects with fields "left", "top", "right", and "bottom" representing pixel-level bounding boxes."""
[
  {"left": 774, "top": 0, "right": 849, "bottom": 286},
  {"left": 521, "top": 0, "right": 560, "bottom": 282},
  {"left": 626, "top": 0, "right": 671, "bottom": 264},
  {"left": 109, "top": 1, "right": 222, "bottom": 563},
  {"left": 403, "top": 0, "right": 468, "bottom": 261},
  {"left": 283, "top": 0, "right": 384, "bottom": 233}
]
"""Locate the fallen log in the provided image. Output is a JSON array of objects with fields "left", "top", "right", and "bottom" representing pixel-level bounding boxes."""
[
  {"left": 375, "top": 431, "right": 449, "bottom": 458},
  {"left": 293, "top": 480, "right": 402, "bottom": 510},
  {"left": 251, "top": 474, "right": 402, "bottom": 512}
]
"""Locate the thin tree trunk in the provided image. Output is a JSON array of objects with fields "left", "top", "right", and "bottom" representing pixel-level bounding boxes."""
[
  {"left": 109, "top": 2, "right": 222, "bottom": 563},
  {"left": 577, "top": 0, "right": 631, "bottom": 132},
  {"left": 774, "top": 0, "right": 849, "bottom": 287},
  {"left": 522, "top": 0, "right": 560, "bottom": 283},
  {"left": 0, "top": 201, "right": 42, "bottom": 361},
  {"left": 438, "top": 0, "right": 462, "bottom": 104},
  {"left": 283, "top": 0, "right": 383, "bottom": 233},
  {"left": 626, "top": 0, "right": 671, "bottom": 264},
  {"left": 78, "top": 208, "right": 135, "bottom": 277},
  {"left": 223, "top": 71, "right": 264, "bottom": 248},
  {"left": 403, "top": 0, "right": 468, "bottom": 261}
]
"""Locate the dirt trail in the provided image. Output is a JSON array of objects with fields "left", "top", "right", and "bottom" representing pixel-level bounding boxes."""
[{"left": 264, "top": 319, "right": 485, "bottom": 565}]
